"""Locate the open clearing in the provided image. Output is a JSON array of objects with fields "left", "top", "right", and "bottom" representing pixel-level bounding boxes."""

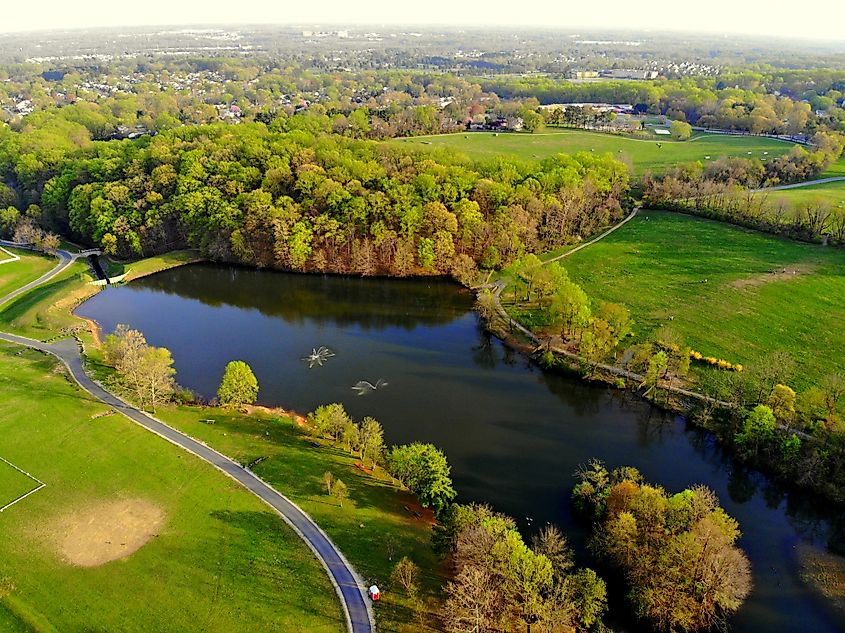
[
  {"left": 391, "top": 130, "right": 801, "bottom": 175},
  {"left": 0, "top": 249, "right": 55, "bottom": 301},
  {"left": 0, "top": 342, "right": 343, "bottom": 632},
  {"left": 558, "top": 210, "right": 845, "bottom": 389},
  {"left": 53, "top": 499, "right": 165, "bottom": 567}
]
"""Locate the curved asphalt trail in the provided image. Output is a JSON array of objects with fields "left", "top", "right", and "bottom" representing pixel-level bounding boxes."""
[
  {"left": 0, "top": 246, "right": 74, "bottom": 308},
  {"left": 0, "top": 247, "right": 373, "bottom": 633},
  {"left": 751, "top": 175, "right": 845, "bottom": 192}
]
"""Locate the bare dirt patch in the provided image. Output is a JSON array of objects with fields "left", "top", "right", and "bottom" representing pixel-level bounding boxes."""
[
  {"left": 53, "top": 499, "right": 165, "bottom": 567},
  {"left": 731, "top": 266, "right": 814, "bottom": 289}
]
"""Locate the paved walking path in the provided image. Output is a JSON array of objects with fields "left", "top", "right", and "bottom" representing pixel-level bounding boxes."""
[
  {"left": 544, "top": 207, "right": 639, "bottom": 264},
  {"left": 751, "top": 175, "right": 845, "bottom": 192},
  {"left": 0, "top": 248, "right": 373, "bottom": 633},
  {"left": 0, "top": 247, "right": 75, "bottom": 308}
]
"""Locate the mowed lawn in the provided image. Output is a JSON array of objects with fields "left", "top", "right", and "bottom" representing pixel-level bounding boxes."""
[
  {"left": 159, "top": 405, "right": 444, "bottom": 633},
  {"left": 391, "top": 130, "right": 799, "bottom": 176},
  {"left": 0, "top": 343, "right": 344, "bottom": 632},
  {"left": 0, "top": 249, "right": 56, "bottom": 300},
  {"left": 823, "top": 157, "right": 845, "bottom": 178},
  {"left": 760, "top": 179, "right": 845, "bottom": 209},
  {"left": 561, "top": 210, "right": 845, "bottom": 389}
]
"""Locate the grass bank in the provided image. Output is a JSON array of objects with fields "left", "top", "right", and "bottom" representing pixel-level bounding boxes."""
[
  {"left": 154, "top": 405, "right": 444, "bottom": 633},
  {"left": 0, "top": 248, "right": 55, "bottom": 299}
]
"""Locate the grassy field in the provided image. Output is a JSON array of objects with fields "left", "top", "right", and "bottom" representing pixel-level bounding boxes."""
[
  {"left": 758, "top": 179, "right": 845, "bottom": 209},
  {"left": 0, "top": 249, "right": 55, "bottom": 300},
  {"left": 824, "top": 157, "right": 845, "bottom": 178},
  {"left": 0, "top": 260, "right": 96, "bottom": 341},
  {"left": 391, "top": 130, "right": 800, "bottom": 176},
  {"left": 0, "top": 343, "right": 344, "bottom": 632},
  {"left": 555, "top": 210, "right": 845, "bottom": 390},
  {"left": 153, "top": 405, "right": 443, "bottom": 633}
]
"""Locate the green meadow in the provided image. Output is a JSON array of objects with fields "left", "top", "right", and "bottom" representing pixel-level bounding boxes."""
[
  {"left": 0, "top": 343, "right": 344, "bottom": 632},
  {"left": 559, "top": 210, "right": 845, "bottom": 389},
  {"left": 392, "top": 130, "right": 800, "bottom": 175},
  {"left": 759, "top": 179, "right": 845, "bottom": 209},
  {"left": 0, "top": 249, "right": 55, "bottom": 301}
]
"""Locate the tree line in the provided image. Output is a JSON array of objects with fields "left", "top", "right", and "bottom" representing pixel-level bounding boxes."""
[
  {"left": 641, "top": 131, "right": 845, "bottom": 243},
  {"left": 2, "top": 121, "right": 629, "bottom": 281}
]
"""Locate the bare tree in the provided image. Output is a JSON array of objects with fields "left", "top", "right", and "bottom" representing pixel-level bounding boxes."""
[{"left": 442, "top": 566, "right": 503, "bottom": 633}]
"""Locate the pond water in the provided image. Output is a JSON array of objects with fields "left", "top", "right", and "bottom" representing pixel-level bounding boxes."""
[{"left": 77, "top": 264, "right": 845, "bottom": 633}]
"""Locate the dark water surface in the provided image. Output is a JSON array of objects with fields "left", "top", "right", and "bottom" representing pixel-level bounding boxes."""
[{"left": 77, "top": 264, "right": 845, "bottom": 633}]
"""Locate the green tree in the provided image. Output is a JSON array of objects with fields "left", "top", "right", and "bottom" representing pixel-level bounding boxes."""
[
  {"left": 735, "top": 404, "right": 777, "bottom": 458},
  {"left": 359, "top": 417, "right": 385, "bottom": 469},
  {"left": 640, "top": 351, "right": 669, "bottom": 397},
  {"left": 308, "top": 403, "right": 351, "bottom": 440},
  {"left": 550, "top": 280, "right": 591, "bottom": 336},
  {"left": 331, "top": 479, "right": 349, "bottom": 507},
  {"left": 669, "top": 120, "right": 693, "bottom": 140},
  {"left": 323, "top": 471, "right": 334, "bottom": 495},
  {"left": 767, "top": 384, "right": 797, "bottom": 428},
  {"left": 217, "top": 360, "right": 259, "bottom": 406},
  {"left": 387, "top": 443, "right": 456, "bottom": 517}
]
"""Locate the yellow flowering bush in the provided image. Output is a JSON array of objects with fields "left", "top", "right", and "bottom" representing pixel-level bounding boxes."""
[{"left": 688, "top": 350, "right": 743, "bottom": 372}]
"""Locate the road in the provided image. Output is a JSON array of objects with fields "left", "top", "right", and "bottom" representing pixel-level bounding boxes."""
[
  {"left": 0, "top": 247, "right": 74, "bottom": 308},
  {"left": 751, "top": 175, "right": 845, "bottom": 192},
  {"left": 0, "top": 247, "right": 374, "bottom": 633}
]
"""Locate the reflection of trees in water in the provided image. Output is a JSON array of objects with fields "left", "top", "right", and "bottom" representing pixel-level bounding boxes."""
[
  {"left": 727, "top": 467, "right": 759, "bottom": 504},
  {"left": 632, "top": 405, "right": 677, "bottom": 448},
  {"left": 539, "top": 371, "right": 604, "bottom": 418},
  {"left": 469, "top": 324, "right": 534, "bottom": 371},
  {"left": 470, "top": 327, "right": 497, "bottom": 369},
  {"left": 133, "top": 263, "right": 473, "bottom": 330}
]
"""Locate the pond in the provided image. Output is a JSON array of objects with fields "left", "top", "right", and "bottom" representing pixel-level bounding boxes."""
[{"left": 77, "top": 263, "right": 845, "bottom": 633}]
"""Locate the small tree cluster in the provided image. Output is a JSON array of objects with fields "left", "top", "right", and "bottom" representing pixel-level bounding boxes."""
[
  {"left": 321, "top": 471, "right": 349, "bottom": 507},
  {"left": 307, "top": 404, "right": 386, "bottom": 469},
  {"left": 437, "top": 503, "right": 607, "bottom": 633},
  {"left": 573, "top": 461, "right": 752, "bottom": 633},
  {"left": 508, "top": 257, "right": 633, "bottom": 371},
  {"left": 103, "top": 324, "right": 176, "bottom": 410}
]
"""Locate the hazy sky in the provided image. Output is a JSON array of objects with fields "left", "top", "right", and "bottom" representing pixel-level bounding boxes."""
[{"left": 2, "top": 0, "right": 844, "bottom": 41}]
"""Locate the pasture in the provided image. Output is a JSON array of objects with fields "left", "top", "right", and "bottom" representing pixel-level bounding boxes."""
[
  {"left": 0, "top": 343, "right": 344, "bottom": 632},
  {"left": 392, "top": 130, "right": 801, "bottom": 175},
  {"left": 559, "top": 210, "right": 845, "bottom": 390}
]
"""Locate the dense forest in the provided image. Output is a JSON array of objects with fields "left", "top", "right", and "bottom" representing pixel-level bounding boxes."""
[{"left": 0, "top": 119, "right": 628, "bottom": 278}]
